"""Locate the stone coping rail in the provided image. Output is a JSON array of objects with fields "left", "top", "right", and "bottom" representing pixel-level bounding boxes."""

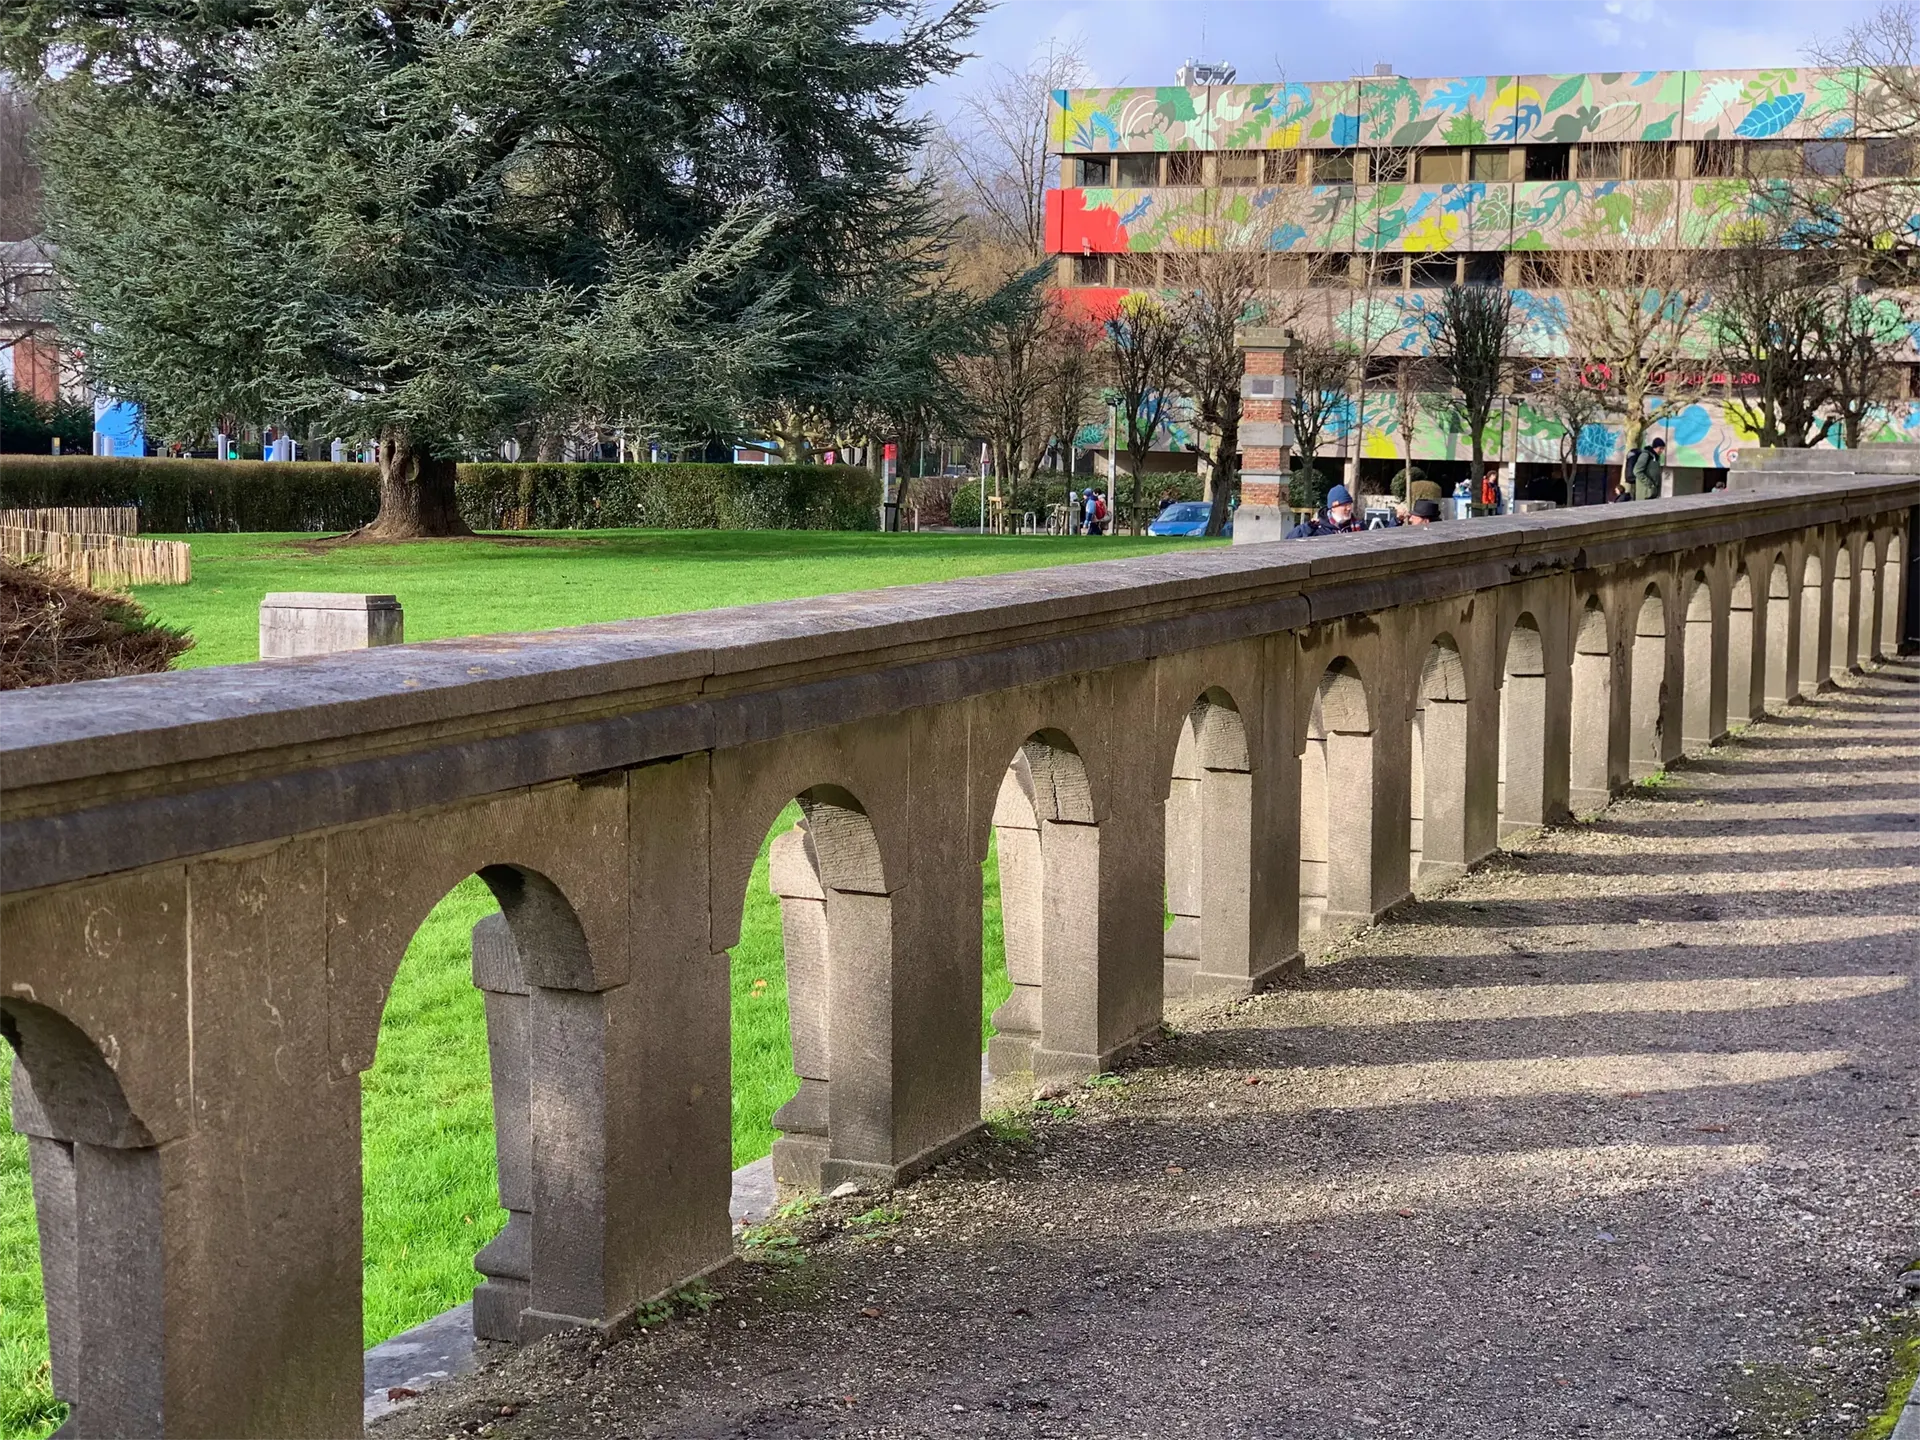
[{"left": 0, "top": 469, "right": 1914, "bottom": 1437}]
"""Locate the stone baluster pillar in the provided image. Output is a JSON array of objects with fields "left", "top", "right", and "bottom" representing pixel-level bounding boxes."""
[
  {"left": 470, "top": 913, "right": 533, "bottom": 1342},
  {"left": 987, "top": 760, "right": 1046, "bottom": 1077},
  {"left": 768, "top": 820, "right": 832, "bottom": 1191}
]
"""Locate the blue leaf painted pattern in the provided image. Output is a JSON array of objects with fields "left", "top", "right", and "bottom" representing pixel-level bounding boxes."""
[
  {"left": 1424, "top": 77, "right": 1486, "bottom": 114},
  {"left": 1331, "top": 112, "right": 1362, "bottom": 146},
  {"left": 1733, "top": 92, "right": 1805, "bottom": 138}
]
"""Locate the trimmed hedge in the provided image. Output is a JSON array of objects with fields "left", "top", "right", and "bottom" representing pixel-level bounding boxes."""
[
  {"left": 0, "top": 456, "right": 880, "bottom": 533},
  {"left": 457, "top": 462, "right": 878, "bottom": 532}
]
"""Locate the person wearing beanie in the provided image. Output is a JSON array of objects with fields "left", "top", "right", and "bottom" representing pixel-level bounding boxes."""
[{"left": 1286, "top": 482, "right": 1363, "bottom": 538}]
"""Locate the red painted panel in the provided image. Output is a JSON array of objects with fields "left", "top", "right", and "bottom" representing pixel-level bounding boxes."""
[
  {"left": 1054, "top": 287, "right": 1127, "bottom": 327},
  {"left": 1043, "top": 188, "right": 1129, "bottom": 255}
]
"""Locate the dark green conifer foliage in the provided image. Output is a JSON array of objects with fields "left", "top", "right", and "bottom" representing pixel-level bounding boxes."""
[{"left": 10, "top": 0, "right": 983, "bottom": 534}]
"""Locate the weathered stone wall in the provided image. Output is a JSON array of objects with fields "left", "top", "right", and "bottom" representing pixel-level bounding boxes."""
[{"left": 0, "top": 474, "right": 1913, "bottom": 1436}]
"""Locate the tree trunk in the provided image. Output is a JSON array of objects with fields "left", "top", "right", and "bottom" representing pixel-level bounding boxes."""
[
  {"left": 366, "top": 426, "right": 472, "bottom": 539},
  {"left": 1205, "top": 397, "right": 1239, "bottom": 537}
]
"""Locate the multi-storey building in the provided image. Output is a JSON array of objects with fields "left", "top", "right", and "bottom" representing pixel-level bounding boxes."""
[{"left": 1045, "top": 66, "right": 1920, "bottom": 502}]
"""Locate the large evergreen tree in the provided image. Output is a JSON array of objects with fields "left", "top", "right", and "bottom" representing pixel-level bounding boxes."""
[{"left": 7, "top": 0, "right": 983, "bottom": 535}]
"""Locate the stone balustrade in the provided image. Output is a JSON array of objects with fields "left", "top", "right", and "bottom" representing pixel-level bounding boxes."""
[{"left": 1, "top": 471, "right": 1914, "bottom": 1436}]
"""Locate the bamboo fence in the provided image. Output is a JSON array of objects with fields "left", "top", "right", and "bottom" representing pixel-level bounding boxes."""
[
  {"left": 1, "top": 527, "right": 192, "bottom": 588},
  {"left": 0, "top": 506, "right": 140, "bottom": 536}
]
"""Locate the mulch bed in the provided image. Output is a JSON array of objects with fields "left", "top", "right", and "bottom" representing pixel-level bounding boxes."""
[{"left": 0, "top": 558, "right": 193, "bottom": 688}]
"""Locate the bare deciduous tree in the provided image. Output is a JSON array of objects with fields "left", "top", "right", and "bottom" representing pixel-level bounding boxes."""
[
  {"left": 1165, "top": 197, "right": 1306, "bottom": 535},
  {"left": 1103, "top": 293, "right": 1183, "bottom": 533},
  {"left": 1286, "top": 333, "right": 1355, "bottom": 505},
  {"left": 1558, "top": 248, "right": 1710, "bottom": 458},
  {"left": 1708, "top": 238, "right": 1835, "bottom": 450},
  {"left": 1424, "top": 283, "right": 1514, "bottom": 499}
]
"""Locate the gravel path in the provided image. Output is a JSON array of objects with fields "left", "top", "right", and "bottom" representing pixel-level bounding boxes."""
[{"left": 380, "top": 659, "right": 1920, "bottom": 1440}]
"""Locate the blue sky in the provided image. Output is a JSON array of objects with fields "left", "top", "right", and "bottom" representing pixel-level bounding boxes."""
[{"left": 923, "top": 0, "right": 1881, "bottom": 113}]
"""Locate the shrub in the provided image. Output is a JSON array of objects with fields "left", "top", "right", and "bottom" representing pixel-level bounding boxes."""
[
  {"left": 0, "top": 456, "right": 881, "bottom": 532},
  {"left": 1390, "top": 466, "right": 1426, "bottom": 501},
  {"left": 1288, "top": 466, "right": 1332, "bottom": 509},
  {"left": 0, "top": 383, "right": 94, "bottom": 456}
]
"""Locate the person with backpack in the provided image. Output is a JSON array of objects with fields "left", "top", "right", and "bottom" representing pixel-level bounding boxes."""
[
  {"left": 1092, "top": 492, "right": 1109, "bottom": 535},
  {"left": 1618, "top": 437, "right": 1665, "bottom": 502}
]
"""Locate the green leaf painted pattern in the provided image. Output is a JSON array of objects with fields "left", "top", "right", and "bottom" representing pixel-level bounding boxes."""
[
  {"left": 1546, "top": 74, "right": 1586, "bottom": 111},
  {"left": 1153, "top": 87, "right": 1198, "bottom": 123},
  {"left": 1642, "top": 113, "right": 1675, "bottom": 142},
  {"left": 1442, "top": 113, "right": 1488, "bottom": 145}
]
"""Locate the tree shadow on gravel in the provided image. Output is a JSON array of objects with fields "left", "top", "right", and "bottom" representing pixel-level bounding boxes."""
[{"left": 1510, "top": 845, "right": 1920, "bottom": 875}]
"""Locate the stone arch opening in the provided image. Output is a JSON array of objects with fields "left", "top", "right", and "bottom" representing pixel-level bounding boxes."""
[
  {"left": 1409, "top": 635, "right": 1470, "bottom": 879},
  {"left": 1765, "top": 556, "right": 1792, "bottom": 707},
  {"left": 1681, "top": 571, "right": 1716, "bottom": 750},
  {"left": 1569, "top": 596, "right": 1613, "bottom": 810},
  {"left": 1832, "top": 544, "right": 1855, "bottom": 678},
  {"left": 2, "top": 999, "right": 159, "bottom": 1436},
  {"left": 983, "top": 731, "right": 1101, "bottom": 1082},
  {"left": 1164, "top": 690, "right": 1253, "bottom": 996},
  {"left": 1498, "top": 613, "right": 1549, "bottom": 836},
  {"left": 747, "top": 785, "right": 898, "bottom": 1195},
  {"left": 363, "top": 862, "right": 597, "bottom": 1348},
  {"left": 1628, "top": 584, "right": 1670, "bottom": 779},
  {"left": 1799, "top": 550, "right": 1826, "bottom": 697},
  {"left": 1727, "top": 568, "right": 1756, "bottom": 723},
  {"left": 1300, "top": 657, "right": 1375, "bottom": 931}
]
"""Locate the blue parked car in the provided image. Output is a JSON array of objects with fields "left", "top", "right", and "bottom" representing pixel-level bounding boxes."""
[{"left": 1147, "top": 501, "right": 1228, "bottom": 537}]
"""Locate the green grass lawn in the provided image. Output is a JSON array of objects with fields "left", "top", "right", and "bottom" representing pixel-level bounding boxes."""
[
  {"left": 4, "top": 526, "right": 1145, "bottom": 1433},
  {"left": 132, "top": 528, "right": 1193, "bottom": 668}
]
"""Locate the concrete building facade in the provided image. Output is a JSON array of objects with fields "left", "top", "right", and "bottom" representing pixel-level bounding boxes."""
[{"left": 1045, "top": 67, "right": 1920, "bottom": 498}]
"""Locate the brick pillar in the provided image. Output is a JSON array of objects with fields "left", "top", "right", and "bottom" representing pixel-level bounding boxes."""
[{"left": 1231, "top": 326, "right": 1296, "bottom": 545}]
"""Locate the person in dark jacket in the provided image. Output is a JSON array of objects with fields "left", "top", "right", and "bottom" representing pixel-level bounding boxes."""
[
  {"left": 1619, "top": 438, "right": 1665, "bottom": 501},
  {"left": 1286, "top": 483, "right": 1363, "bottom": 538}
]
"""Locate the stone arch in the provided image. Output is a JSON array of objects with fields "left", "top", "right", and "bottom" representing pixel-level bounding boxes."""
[
  {"left": 1727, "top": 565, "right": 1757, "bottom": 723},
  {"left": 1569, "top": 594, "right": 1613, "bottom": 809},
  {"left": 1164, "top": 688, "right": 1254, "bottom": 996},
  {"left": 1498, "top": 612, "right": 1550, "bottom": 834},
  {"left": 983, "top": 730, "right": 1103, "bottom": 1081},
  {"left": 1681, "top": 570, "right": 1716, "bottom": 750},
  {"left": 367, "top": 860, "right": 597, "bottom": 1345},
  {"left": 1765, "top": 554, "right": 1793, "bottom": 707},
  {"left": 2, "top": 999, "right": 163, "bottom": 1436},
  {"left": 1410, "top": 634, "right": 1471, "bottom": 879},
  {"left": 1799, "top": 548, "right": 1826, "bottom": 697},
  {"left": 1832, "top": 541, "right": 1856, "bottom": 678},
  {"left": 1628, "top": 582, "right": 1671, "bottom": 778},
  {"left": 750, "top": 784, "right": 900, "bottom": 1193},
  {"left": 1299, "top": 656, "right": 1376, "bottom": 930}
]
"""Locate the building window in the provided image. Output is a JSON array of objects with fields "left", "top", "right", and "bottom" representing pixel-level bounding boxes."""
[
  {"left": 1470, "top": 148, "right": 1510, "bottom": 182},
  {"left": 1076, "top": 156, "right": 1112, "bottom": 187},
  {"left": 1743, "top": 141, "right": 1798, "bottom": 178},
  {"left": 1463, "top": 251, "right": 1506, "bottom": 286},
  {"left": 1518, "top": 253, "right": 1559, "bottom": 289},
  {"left": 1578, "top": 143, "right": 1622, "bottom": 180},
  {"left": 1525, "top": 144, "right": 1570, "bottom": 181},
  {"left": 1417, "top": 149, "right": 1466, "bottom": 183},
  {"left": 1410, "top": 253, "right": 1458, "bottom": 288},
  {"left": 1115, "top": 152, "right": 1159, "bottom": 187},
  {"left": 1634, "top": 143, "right": 1675, "bottom": 179},
  {"left": 1264, "top": 149, "right": 1301, "bottom": 184},
  {"left": 1371, "top": 148, "right": 1411, "bottom": 183},
  {"left": 1114, "top": 253, "right": 1158, "bottom": 287},
  {"left": 1362, "top": 356, "right": 1402, "bottom": 386},
  {"left": 1866, "top": 137, "right": 1914, "bottom": 176},
  {"left": 1073, "top": 253, "right": 1110, "bottom": 286},
  {"left": 1314, "top": 150, "right": 1357, "bottom": 184},
  {"left": 1802, "top": 140, "right": 1848, "bottom": 177},
  {"left": 1694, "top": 140, "right": 1736, "bottom": 177},
  {"left": 1218, "top": 149, "right": 1261, "bottom": 185},
  {"left": 1165, "top": 150, "right": 1203, "bottom": 185},
  {"left": 1363, "top": 254, "right": 1404, "bottom": 288},
  {"left": 1267, "top": 255, "right": 1310, "bottom": 288},
  {"left": 1310, "top": 252, "right": 1352, "bottom": 286}
]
